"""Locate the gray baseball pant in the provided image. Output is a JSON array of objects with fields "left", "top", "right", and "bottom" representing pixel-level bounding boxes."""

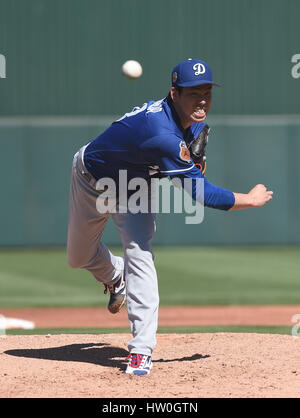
[{"left": 67, "top": 146, "right": 159, "bottom": 356}]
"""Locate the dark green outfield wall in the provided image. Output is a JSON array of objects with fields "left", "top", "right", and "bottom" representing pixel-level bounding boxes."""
[
  {"left": 0, "top": 1, "right": 299, "bottom": 245},
  {"left": 1, "top": 115, "right": 299, "bottom": 246},
  {"left": 0, "top": 0, "right": 300, "bottom": 115}
]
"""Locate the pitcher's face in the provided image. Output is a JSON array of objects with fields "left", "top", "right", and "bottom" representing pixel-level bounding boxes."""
[{"left": 170, "top": 84, "right": 212, "bottom": 129}]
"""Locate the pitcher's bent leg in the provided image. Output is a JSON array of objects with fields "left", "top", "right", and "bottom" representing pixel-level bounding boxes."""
[{"left": 67, "top": 155, "right": 123, "bottom": 285}]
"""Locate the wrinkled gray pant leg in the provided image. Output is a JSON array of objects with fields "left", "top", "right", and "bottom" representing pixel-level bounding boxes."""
[
  {"left": 68, "top": 148, "right": 158, "bottom": 355},
  {"left": 67, "top": 152, "right": 123, "bottom": 284},
  {"left": 112, "top": 212, "right": 159, "bottom": 356}
]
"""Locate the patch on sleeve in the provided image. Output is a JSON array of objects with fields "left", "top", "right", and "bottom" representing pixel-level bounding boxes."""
[{"left": 179, "top": 141, "right": 191, "bottom": 163}]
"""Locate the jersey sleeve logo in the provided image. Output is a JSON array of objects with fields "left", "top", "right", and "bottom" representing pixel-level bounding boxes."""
[{"left": 179, "top": 141, "right": 191, "bottom": 163}]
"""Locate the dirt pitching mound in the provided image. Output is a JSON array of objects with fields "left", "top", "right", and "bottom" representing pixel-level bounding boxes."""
[{"left": 1, "top": 333, "right": 300, "bottom": 398}]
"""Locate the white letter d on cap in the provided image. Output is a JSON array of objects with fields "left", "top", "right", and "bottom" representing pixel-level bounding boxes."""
[{"left": 193, "top": 63, "right": 205, "bottom": 75}]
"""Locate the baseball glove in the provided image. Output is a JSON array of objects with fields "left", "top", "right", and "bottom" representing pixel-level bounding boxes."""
[{"left": 188, "top": 124, "right": 210, "bottom": 175}]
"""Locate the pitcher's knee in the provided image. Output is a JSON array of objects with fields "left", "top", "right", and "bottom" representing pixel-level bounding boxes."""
[
  {"left": 67, "top": 249, "right": 89, "bottom": 269},
  {"left": 67, "top": 247, "right": 101, "bottom": 271},
  {"left": 67, "top": 254, "right": 82, "bottom": 269}
]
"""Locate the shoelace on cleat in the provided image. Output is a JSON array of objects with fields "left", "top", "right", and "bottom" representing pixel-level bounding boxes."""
[
  {"left": 104, "top": 275, "right": 124, "bottom": 295},
  {"left": 103, "top": 284, "right": 113, "bottom": 295},
  {"left": 126, "top": 353, "right": 145, "bottom": 369}
]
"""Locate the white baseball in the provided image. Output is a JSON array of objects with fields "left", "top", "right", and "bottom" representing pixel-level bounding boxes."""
[{"left": 122, "top": 60, "right": 143, "bottom": 80}]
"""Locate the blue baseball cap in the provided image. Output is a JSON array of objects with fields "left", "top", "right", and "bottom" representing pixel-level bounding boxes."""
[{"left": 171, "top": 58, "right": 220, "bottom": 87}]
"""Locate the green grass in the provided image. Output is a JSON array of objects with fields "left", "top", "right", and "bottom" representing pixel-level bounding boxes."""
[
  {"left": 6, "top": 325, "right": 292, "bottom": 335},
  {"left": 156, "top": 245, "right": 300, "bottom": 305},
  {"left": 0, "top": 246, "right": 299, "bottom": 307}
]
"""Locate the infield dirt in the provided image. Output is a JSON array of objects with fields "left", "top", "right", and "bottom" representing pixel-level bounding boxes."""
[
  {"left": 1, "top": 332, "right": 300, "bottom": 398},
  {"left": 0, "top": 305, "right": 300, "bottom": 398}
]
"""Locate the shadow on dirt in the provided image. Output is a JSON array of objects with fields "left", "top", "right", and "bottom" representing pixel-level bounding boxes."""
[
  {"left": 155, "top": 353, "right": 210, "bottom": 362},
  {"left": 5, "top": 343, "right": 209, "bottom": 371}
]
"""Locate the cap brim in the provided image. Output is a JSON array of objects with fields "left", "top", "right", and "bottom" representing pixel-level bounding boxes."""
[{"left": 174, "top": 80, "right": 221, "bottom": 87}]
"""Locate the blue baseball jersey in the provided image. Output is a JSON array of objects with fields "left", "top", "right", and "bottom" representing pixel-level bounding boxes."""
[{"left": 84, "top": 97, "right": 235, "bottom": 210}]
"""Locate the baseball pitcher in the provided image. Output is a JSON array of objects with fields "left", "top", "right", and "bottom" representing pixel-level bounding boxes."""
[{"left": 67, "top": 59, "right": 273, "bottom": 375}]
